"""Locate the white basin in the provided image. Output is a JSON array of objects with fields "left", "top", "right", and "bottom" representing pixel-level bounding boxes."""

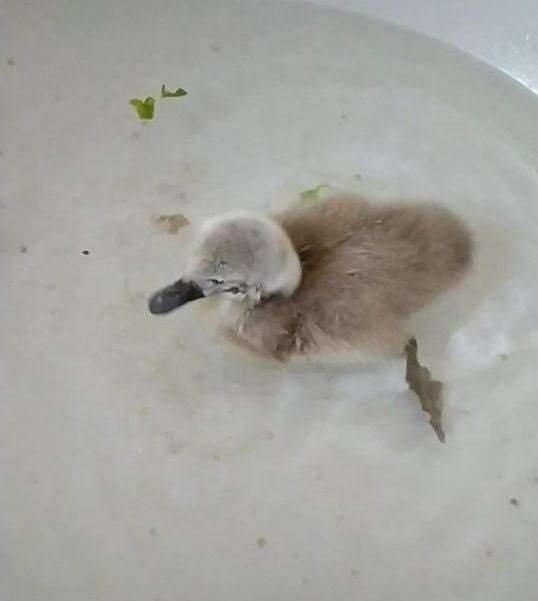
[{"left": 2, "top": 1, "right": 537, "bottom": 600}]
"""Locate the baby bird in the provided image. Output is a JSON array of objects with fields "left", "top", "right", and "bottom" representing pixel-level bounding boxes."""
[{"left": 149, "top": 196, "right": 473, "bottom": 363}]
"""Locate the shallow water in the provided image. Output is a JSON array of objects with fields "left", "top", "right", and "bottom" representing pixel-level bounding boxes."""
[{"left": 2, "top": 1, "right": 538, "bottom": 600}]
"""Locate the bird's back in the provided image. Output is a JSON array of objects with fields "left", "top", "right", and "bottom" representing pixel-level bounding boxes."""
[{"left": 278, "top": 196, "right": 472, "bottom": 313}]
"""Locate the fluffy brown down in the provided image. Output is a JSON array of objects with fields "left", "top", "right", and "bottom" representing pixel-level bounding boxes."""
[{"left": 226, "top": 196, "right": 473, "bottom": 361}]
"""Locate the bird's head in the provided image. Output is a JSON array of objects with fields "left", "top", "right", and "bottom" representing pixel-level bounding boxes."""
[{"left": 148, "top": 211, "right": 301, "bottom": 315}]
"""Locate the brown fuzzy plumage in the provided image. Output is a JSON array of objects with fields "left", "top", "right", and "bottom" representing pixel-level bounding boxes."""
[{"left": 226, "top": 197, "right": 473, "bottom": 361}]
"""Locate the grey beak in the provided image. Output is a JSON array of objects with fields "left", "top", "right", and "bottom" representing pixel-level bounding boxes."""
[{"left": 148, "top": 279, "right": 205, "bottom": 315}]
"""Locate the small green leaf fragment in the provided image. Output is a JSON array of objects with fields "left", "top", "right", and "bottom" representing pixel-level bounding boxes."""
[
  {"left": 161, "top": 84, "right": 188, "bottom": 98},
  {"left": 300, "top": 184, "right": 331, "bottom": 202},
  {"left": 129, "top": 97, "right": 155, "bottom": 120}
]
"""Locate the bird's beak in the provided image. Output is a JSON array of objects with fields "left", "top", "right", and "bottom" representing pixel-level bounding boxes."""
[{"left": 148, "top": 279, "right": 205, "bottom": 315}]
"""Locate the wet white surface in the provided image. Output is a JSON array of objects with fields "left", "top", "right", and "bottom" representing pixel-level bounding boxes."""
[
  {"left": 306, "top": 0, "right": 538, "bottom": 93},
  {"left": 2, "top": 1, "right": 538, "bottom": 600}
]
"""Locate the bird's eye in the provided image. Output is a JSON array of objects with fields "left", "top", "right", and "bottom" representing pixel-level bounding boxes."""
[
  {"left": 209, "top": 277, "right": 223, "bottom": 285},
  {"left": 228, "top": 286, "right": 240, "bottom": 294}
]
